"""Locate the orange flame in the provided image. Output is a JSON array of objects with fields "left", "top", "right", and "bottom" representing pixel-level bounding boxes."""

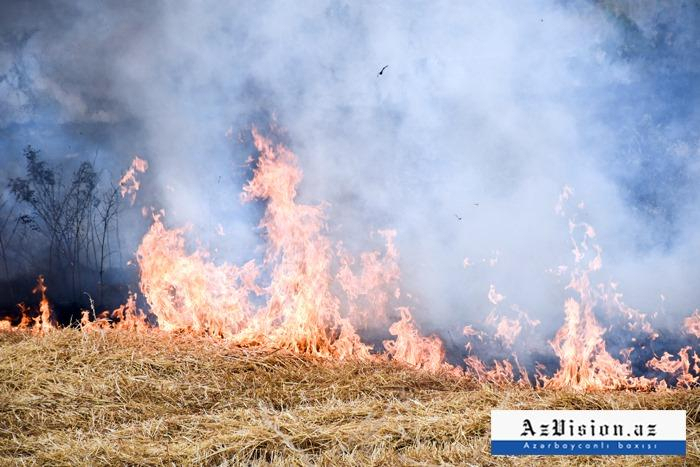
[
  {"left": 541, "top": 191, "right": 665, "bottom": 390},
  {"left": 134, "top": 128, "right": 442, "bottom": 367},
  {"left": 494, "top": 317, "right": 522, "bottom": 347},
  {"left": 684, "top": 310, "right": 700, "bottom": 338},
  {"left": 32, "top": 275, "right": 54, "bottom": 333},
  {"left": 119, "top": 156, "right": 149, "bottom": 205},
  {"left": 137, "top": 214, "right": 258, "bottom": 338},
  {"left": 647, "top": 347, "right": 699, "bottom": 389},
  {"left": 80, "top": 292, "right": 150, "bottom": 332},
  {"left": 336, "top": 229, "right": 401, "bottom": 329},
  {"left": 383, "top": 307, "right": 449, "bottom": 372},
  {"left": 4, "top": 135, "right": 699, "bottom": 392},
  {"left": 543, "top": 206, "right": 635, "bottom": 389}
]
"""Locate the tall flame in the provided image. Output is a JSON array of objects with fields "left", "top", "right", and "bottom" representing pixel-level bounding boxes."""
[
  {"left": 32, "top": 275, "right": 53, "bottom": 333},
  {"left": 134, "top": 128, "right": 439, "bottom": 365},
  {"left": 238, "top": 128, "right": 370, "bottom": 357},
  {"left": 543, "top": 199, "right": 643, "bottom": 390}
]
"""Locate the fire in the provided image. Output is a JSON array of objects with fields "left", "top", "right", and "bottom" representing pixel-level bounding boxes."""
[
  {"left": 119, "top": 156, "right": 149, "bottom": 205},
  {"left": 81, "top": 293, "right": 150, "bottom": 332},
  {"left": 460, "top": 186, "right": 696, "bottom": 390},
  {"left": 237, "top": 129, "right": 370, "bottom": 356},
  {"left": 32, "top": 275, "right": 54, "bottom": 333},
  {"left": 383, "top": 307, "right": 449, "bottom": 372},
  {"left": 487, "top": 284, "right": 504, "bottom": 305},
  {"left": 494, "top": 317, "right": 522, "bottom": 347},
  {"left": 336, "top": 229, "right": 401, "bottom": 329},
  {"left": 133, "top": 128, "right": 436, "bottom": 364},
  {"left": 137, "top": 214, "right": 257, "bottom": 339},
  {"left": 647, "top": 347, "right": 699, "bottom": 388},
  {"left": 685, "top": 310, "right": 700, "bottom": 338},
  {"left": 545, "top": 296, "right": 637, "bottom": 390},
  {"left": 2, "top": 129, "right": 699, "bottom": 391},
  {"left": 601, "top": 283, "right": 658, "bottom": 340},
  {"left": 484, "top": 306, "right": 539, "bottom": 348},
  {"left": 542, "top": 196, "right": 649, "bottom": 390},
  {"left": 463, "top": 354, "right": 529, "bottom": 388}
]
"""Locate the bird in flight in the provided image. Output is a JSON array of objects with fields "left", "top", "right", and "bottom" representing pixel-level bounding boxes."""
[
  {"left": 473, "top": 203, "right": 479, "bottom": 207},
  {"left": 454, "top": 214, "right": 462, "bottom": 221},
  {"left": 377, "top": 65, "right": 389, "bottom": 77}
]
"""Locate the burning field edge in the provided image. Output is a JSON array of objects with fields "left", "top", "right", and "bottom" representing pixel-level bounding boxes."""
[{"left": 1, "top": 328, "right": 697, "bottom": 466}]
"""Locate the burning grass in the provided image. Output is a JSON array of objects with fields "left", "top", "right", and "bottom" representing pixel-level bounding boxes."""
[{"left": 1, "top": 328, "right": 697, "bottom": 466}]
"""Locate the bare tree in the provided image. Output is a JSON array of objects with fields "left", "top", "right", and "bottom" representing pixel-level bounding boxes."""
[
  {"left": 7, "top": 146, "right": 132, "bottom": 306},
  {"left": 9, "top": 147, "right": 61, "bottom": 273},
  {"left": 0, "top": 191, "right": 18, "bottom": 301},
  {"left": 93, "top": 182, "right": 123, "bottom": 304},
  {"left": 10, "top": 146, "right": 98, "bottom": 300}
]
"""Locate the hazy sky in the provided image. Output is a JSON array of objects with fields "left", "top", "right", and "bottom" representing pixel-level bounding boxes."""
[{"left": 1, "top": 1, "right": 699, "bottom": 339}]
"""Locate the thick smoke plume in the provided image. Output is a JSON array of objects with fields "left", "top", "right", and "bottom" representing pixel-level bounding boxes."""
[{"left": 1, "top": 1, "right": 699, "bottom": 357}]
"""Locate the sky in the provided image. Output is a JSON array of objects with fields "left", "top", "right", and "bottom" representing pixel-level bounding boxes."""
[{"left": 1, "top": 0, "right": 699, "bottom": 341}]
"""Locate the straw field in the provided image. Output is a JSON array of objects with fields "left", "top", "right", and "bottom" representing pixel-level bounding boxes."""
[{"left": 1, "top": 329, "right": 697, "bottom": 466}]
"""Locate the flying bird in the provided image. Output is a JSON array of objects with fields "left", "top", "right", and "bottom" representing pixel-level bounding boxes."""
[
  {"left": 473, "top": 203, "right": 479, "bottom": 207},
  {"left": 377, "top": 65, "right": 389, "bottom": 77},
  {"left": 454, "top": 214, "right": 462, "bottom": 221}
]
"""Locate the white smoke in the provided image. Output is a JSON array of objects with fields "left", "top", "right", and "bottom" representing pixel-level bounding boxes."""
[{"left": 1, "top": 0, "right": 699, "bottom": 338}]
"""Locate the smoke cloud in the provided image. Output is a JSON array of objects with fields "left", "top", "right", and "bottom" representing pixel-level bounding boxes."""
[{"left": 1, "top": 1, "right": 699, "bottom": 343}]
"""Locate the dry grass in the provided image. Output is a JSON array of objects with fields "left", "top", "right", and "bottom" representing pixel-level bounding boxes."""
[{"left": 0, "top": 329, "right": 697, "bottom": 466}]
